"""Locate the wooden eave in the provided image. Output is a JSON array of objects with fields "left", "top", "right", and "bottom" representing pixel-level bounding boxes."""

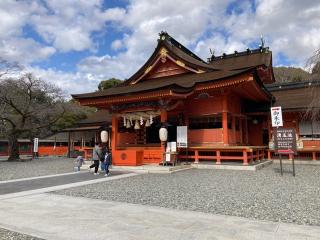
[{"left": 77, "top": 72, "right": 271, "bottom": 108}]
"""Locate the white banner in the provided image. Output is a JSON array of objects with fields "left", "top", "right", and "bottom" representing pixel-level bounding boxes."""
[
  {"left": 33, "top": 138, "right": 39, "bottom": 153},
  {"left": 177, "top": 126, "right": 188, "bottom": 148},
  {"left": 271, "top": 106, "right": 283, "bottom": 127}
]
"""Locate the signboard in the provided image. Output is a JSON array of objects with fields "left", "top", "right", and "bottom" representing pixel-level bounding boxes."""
[
  {"left": 274, "top": 128, "right": 297, "bottom": 154},
  {"left": 177, "top": 126, "right": 188, "bottom": 148},
  {"left": 166, "top": 142, "right": 177, "bottom": 152},
  {"left": 33, "top": 138, "right": 39, "bottom": 153},
  {"left": 271, "top": 106, "right": 283, "bottom": 127}
]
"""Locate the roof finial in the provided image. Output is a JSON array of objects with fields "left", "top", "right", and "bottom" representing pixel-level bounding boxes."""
[
  {"left": 259, "top": 34, "right": 265, "bottom": 49},
  {"left": 159, "top": 31, "right": 168, "bottom": 41}
]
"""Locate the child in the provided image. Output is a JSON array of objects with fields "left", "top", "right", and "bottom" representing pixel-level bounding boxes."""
[
  {"left": 102, "top": 149, "right": 111, "bottom": 176},
  {"left": 74, "top": 155, "right": 84, "bottom": 172}
]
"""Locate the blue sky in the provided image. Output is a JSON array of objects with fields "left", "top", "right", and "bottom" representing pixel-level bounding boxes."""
[{"left": 0, "top": 0, "right": 319, "bottom": 95}]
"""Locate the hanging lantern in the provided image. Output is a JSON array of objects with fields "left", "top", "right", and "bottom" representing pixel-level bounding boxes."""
[
  {"left": 134, "top": 120, "right": 140, "bottom": 130},
  {"left": 100, "top": 130, "right": 108, "bottom": 143},
  {"left": 159, "top": 127, "right": 168, "bottom": 142},
  {"left": 126, "top": 120, "right": 131, "bottom": 128},
  {"left": 123, "top": 116, "right": 126, "bottom": 126},
  {"left": 145, "top": 119, "right": 150, "bottom": 127}
]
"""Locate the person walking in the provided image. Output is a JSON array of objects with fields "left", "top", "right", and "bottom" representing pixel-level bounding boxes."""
[
  {"left": 103, "top": 148, "right": 111, "bottom": 177},
  {"left": 89, "top": 142, "right": 102, "bottom": 175}
]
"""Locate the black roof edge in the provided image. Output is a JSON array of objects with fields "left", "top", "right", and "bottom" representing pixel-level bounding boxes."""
[
  {"left": 208, "top": 47, "right": 270, "bottom": 63},
  {"left": 159, "top": 31, "right": 206, "bottom": 63},
  {"left": 252, "top": 69, "right": 273, "bottom": 101},
  {"left": 265, "top": 79, "right": 320, "bottom": 91}
]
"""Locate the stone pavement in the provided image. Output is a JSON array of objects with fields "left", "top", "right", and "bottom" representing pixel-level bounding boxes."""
[
  {"left": 0, "top": 171, "right": 128, "bottom": 195},
  {"left": 0, "top": 171, "right": 138, "bottom": 200},
  {"left": 0, "top": 193, "right": 319, "bottom": 240}
]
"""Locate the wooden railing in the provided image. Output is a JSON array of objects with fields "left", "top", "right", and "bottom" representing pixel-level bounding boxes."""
[{"left": 179, "top": 146, "right": 266, "bottom": 165}]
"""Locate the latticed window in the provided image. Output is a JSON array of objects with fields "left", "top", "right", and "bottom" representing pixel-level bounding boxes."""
[
  {"left": 299, "top": 121, "right": 320, "bottom": 138},
  {"left": 189, "top": 114, "right": 222, "bottom": 129}
]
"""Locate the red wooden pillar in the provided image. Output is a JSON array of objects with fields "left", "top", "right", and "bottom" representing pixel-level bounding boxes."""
[
  {"left": 312, "top": 152, "right": 316, "bottom": 161},
  {"left": 216, "top": 150, "right": 221, "bottom": 165},
  {"left": 160, "top": 109, "right": 168, "bottom": 158},
  {"left": 243, "top": 149, "right": 248, "bottom": 165},
  {"left": 267, "top": 150, "right": 272, "bottom": 160},
  {"left": 245, "top": 118, "right": 249, "bottom": 144},
  {"left": 222, "top": 95, "right": 229, "bottom": 145},
  {"left": 111, "top": 115, "right": 118, "bottom": 157},
  {"left": 232, "top": 115, "right": 236, "bottom": 144},
  {"left": 160, "top": 110, "right": 168, "bottom": 123},
  {"left": 239, "top": 118, "right": 243, "bottom": 144},
  {"left": 194, "top": 150, "right": 199, "bottom": 163}
]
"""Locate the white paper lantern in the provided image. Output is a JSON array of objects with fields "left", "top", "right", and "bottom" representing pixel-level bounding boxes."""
[
  {"left": 145, "top": 119, "right": 150, "bottom": 127},
  {"left": 100, "top": 130, "right": 108, "bottom": 143},
  {"left": 134, "top": 120, "right": 140, "bottom": 130},
  {"left": 126, "top": 120, "right": 131, "bottom": 128},
  {"left": 159, "top": 127, "right": 168, "bottom": 142}
]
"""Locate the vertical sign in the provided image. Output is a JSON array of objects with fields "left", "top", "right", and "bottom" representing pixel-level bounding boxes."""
[
  {"left": 177, "top": 126, "right": 188, "bottom": 148},
  {"left": 33, "top": 138, "right": 39, "bottom": 153},
  {"left": 271, "top": 106, "right": 283, "bottom": 127}
]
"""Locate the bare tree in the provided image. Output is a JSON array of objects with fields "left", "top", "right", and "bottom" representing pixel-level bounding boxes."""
[
  {"left": 0, "top": 73, "right": 66, "bottom": 161},
  {"left": 0, "top": 58, "right": 21, "bottom": 79},
  {"left": 304, "top": 49, "right": 320, "bottom": 121}
]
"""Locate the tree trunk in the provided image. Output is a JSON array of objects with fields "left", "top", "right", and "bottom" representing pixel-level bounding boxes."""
[{"left": 8, "top": 133, "right": 20, "bottom": 161}]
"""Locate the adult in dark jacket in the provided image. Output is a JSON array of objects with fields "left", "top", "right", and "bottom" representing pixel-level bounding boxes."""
[{"left": 89, "top": 143, "right": 103, "bottom": 175}]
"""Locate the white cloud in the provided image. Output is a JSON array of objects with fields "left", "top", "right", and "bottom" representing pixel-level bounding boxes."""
[
  {"left": 194, "top": 34, "right": 247, "bottom": 59},
  {"left": 0, "top": 38, "right": 56, "bottom": 64},
  {"left": 29, "top": 0, "right": 123, "bottom": 52},
  {"left": 28, "top": 67, "right": 99, "bottom": 96},
  {"left": 111, "top": 39, "right": 123, "bottom": 50},
  {"left": 2, "top": 0, "right": 320, "bottom": 96},
  {"left": 224, "top": 0, "right": 320, "bottom": 64},
  {"left": 77, "top": 0, "right": 234, "bottom": 85}
]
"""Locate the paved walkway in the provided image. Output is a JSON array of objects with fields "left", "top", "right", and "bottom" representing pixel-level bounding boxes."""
[
  {"left": 0, "top": 171, "right": 138, "bottom": 200},
  {"left": 0, "top": 171, "right": 127, "bottom": 195},
  {"left": 0, "top": 193, "right": 319, "bottom": 240},
  {"left": 1, "top": 171, "right": 320, "bottom": 239}
]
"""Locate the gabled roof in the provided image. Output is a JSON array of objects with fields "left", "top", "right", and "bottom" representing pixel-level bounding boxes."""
[
  {"left": 73, "top": 69, "right": 251, "bottom": 99},
  {"left": 246, "top": 80, "right": 320, "bottom": 112},
  {"left": 123, "top": 31, "right": 218, "bottom": 85},
  {"left": 208, "top": 48, "right": 275, "bottom": 83},
  {"left": 72, "top": 32, "right": 274, "bottom": 103},
  {"left": 209, "top": 48, "right": 272, "bottom": 70},
  {"left": 267, "top": 80, "right": 320, "bottom": 110}
]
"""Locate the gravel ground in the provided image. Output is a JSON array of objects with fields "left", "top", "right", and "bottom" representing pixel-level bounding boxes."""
[
  {"left": 55, "top": 164, "right": 320, "bottom": 226},
  {"left": 0, "top": 157, "right": 74, "bottom": 181},
  {"left": 0, "top": 228, "right": 43, "bottom": 240}
]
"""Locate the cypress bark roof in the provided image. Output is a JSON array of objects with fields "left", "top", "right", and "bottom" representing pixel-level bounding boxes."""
[
  {"left": 72, "top": 32, "right": 274, "bottom": 101},
  {"left": 268, "top": 80, "right": 320, "bottom": 110}
]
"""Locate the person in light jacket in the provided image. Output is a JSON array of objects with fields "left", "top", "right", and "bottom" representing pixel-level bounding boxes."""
[{"left": 89, "top": 142, "right": 103, "bottom": 175}]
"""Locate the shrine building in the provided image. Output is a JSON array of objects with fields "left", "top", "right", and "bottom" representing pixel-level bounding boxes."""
[{"left": 72, "top": 32, "right": 320, "bottom": 166}]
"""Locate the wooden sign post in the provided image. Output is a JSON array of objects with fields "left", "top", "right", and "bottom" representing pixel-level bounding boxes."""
[{"left": 274, "top": 128, "right": 297, "bottom": 176}]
